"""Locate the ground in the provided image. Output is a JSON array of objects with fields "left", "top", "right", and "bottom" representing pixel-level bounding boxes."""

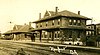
[
  {"left": 0, "top": 40, "right": 64, "bottom": 55},
  {"left": 0, "top": 40, "right": 99, "bottom": 55}
]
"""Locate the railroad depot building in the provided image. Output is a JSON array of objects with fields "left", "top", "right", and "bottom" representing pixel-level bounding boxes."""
[
  {"left": 32, "top": 7, "right": 92, "bottom": 45},
  {"left": 3, "top": 23, "right": 34, "bottom": 40}
]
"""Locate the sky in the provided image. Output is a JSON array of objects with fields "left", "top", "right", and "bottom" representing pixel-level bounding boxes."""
[{"left": 0, "top": 0, "right": 100, "bottom": 33}]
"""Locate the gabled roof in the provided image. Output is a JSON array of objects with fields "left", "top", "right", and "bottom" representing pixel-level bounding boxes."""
[
  {"left": 33, "top": 10, "right": 91, "bottom": 23},
  {"left": 18, "top": 25, "right": 32, "bottom": 32},
  {"left": 58, "top": 10, "right": 89, "bottom": 19},
  {"left": 3, "top": 30, "right": 14, "bottom": 35},
  {"left": 48, "top": 11, "right": 55, "bottom": 16},
  {"left": 13, "top": 25, "right": 23, "bottom": 31},
  {"left": 3, "top": 24, "right": 33, "bottom": 35},
  {"left": 43, "top": 11, "right": 55, "bottom": 18},
  {"left": 15, "top": 25, "right": 23, "bottom": 30}
]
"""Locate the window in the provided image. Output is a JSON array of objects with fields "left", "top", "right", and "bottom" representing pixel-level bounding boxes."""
[
  {"left": 91, "top": 26, "right": 94, "bottom": 29},
  {"left": 98, "top": 32, "right": 100, "bottom": 34},
  {"left": 25, "top": 34, "right": 27, "bottom": 38},
  {"left": 36, "top": 24, "right": 38, "bottom": 28},
  {"left": 91, "top": 31, "right": 94, "bottom": 35},
  {"left": 89, "top": 31, "right": 91, "bottom": 35},
  {"left": 58, "top": 19, "right": 60, "bottom": 21},
  {"left": 46, "top": 22, "right": 48, "bottom": 26},
  {"left": 58, "top": 31, "right": 60, "bottom": 38},
  {"left": 58, "top": 34, "right": 60, "bottom": 38},
  {"left": 88, "top": 26, "right": 91, "bottom": 28},
  {"left": 86, "top": 31, "right": 89, "bottom": 35},
  {"left": 77, "top": 20, "right": 81, "bottom": 26},
  {"left": 55, "top": 34, "right": 57, "bottom": 38},
  {"left": 58, "top": 19, "right": 60, "bottom": 25},
  {"left": 36, "top": 25, "right": 38, "bottom": 28},
  {"left": 52, "top": 20, "right": 54, "bottom": 25},
  {"left": 73, "top": 20, "right": 77, "bottom": 25},
  {"left": 45, "top": 32, "right": 47, "bottom": 38},
  {"left": 40, "top": 23, "right": 42, "bottom": 27},
  {"left": 69, "top": 19, "right": 72, "bottom": 25},
  {"left": 78, "top": 20, "right": 80, "bottom": 23}
]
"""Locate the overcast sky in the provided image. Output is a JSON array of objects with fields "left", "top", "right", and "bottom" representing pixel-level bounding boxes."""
[{"left": 0, "top": 0, "right": 100, "bottom": 33}]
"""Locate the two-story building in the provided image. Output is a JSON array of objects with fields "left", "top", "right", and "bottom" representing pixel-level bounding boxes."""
[
  {"left": 86, "top": 23, "right": 100, "bottom": 46},
  {"left": 32, "top": 7, "right": 92, "bottom": 45}
]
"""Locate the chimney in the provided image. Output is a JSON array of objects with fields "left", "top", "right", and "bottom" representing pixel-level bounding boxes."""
[
  {"left": 55, "top": 7, "right": 58, "bottom": 14},
  {"left": 78, "top": 11, "right": 80, "bottom": 15},
  {"left": 39, "top": 13, "right": 41, "bottom": 19}
]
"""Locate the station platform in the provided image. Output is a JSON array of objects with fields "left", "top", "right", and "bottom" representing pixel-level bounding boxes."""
[{"left": 12, "top": 40, "right": 100, "bottom": 52}]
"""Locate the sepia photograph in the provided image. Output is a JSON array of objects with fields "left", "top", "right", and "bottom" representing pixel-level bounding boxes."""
[{"left": 0, "top": 0, "right": 100, "bottom": 55}]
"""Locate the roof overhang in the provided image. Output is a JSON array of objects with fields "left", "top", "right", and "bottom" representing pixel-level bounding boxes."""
[
  {"left": 31, "top": 27, "right": 94, "bottom": 31},
  {"left": 33, "top": 15, "right": 91, "bottom": 23}
]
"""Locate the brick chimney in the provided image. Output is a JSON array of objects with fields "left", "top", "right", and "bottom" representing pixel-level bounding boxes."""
[
  {"left": 55, "top": 7, "right": 58, "bottom": 14},
  {"left": 78, "top": 11, "right": 80, "bottom": 15},
  {"left": 39, "top": 13, "right": 41, "bottom": 19}
]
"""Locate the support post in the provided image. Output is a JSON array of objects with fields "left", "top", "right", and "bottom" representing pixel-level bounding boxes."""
[
  {"left": 47, "top": 32, "right": 50, "bottom": 42},
  {"left": 39, "top": 30, "right": 42, "bottom": 42},
  {"left": 51, "top": 31, "right": 54, "bottom": 41}
]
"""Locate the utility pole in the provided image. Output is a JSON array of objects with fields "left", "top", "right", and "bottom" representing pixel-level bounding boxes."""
[{"left": 9, "top": 21, "right": 13, "bottom": 30}]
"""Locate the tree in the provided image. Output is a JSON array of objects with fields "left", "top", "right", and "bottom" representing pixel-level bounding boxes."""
[
  {"left": 96, "top": 35, "right": 100, "bottom": 47},
  {"left": 72, "top": 31, "right": 77, "bottom": 45},
  {"left": 86, "top": 36, "right": 95, "bottom": 46}
]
